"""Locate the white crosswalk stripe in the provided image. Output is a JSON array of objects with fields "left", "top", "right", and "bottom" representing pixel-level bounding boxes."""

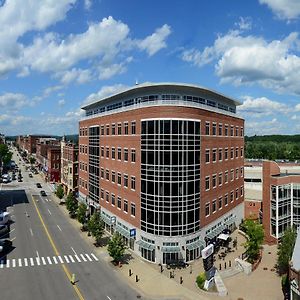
[
  {"left": 85, "top": 254, "right": 92, "bottom": 262},
  {"left": 1, "top": 253, "right": 99, "bottom": 270},
  {"left": 91, "top": 253, "right": 98, "bottom": 261}
]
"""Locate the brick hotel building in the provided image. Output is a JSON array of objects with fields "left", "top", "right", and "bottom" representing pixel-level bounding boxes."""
[{"left": 78, "top": 83, "right": 244, "bottom": 264}]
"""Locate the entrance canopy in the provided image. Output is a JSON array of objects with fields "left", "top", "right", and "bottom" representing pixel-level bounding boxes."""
[{"left": 217, "top": 233, "right": 230, "bottom": 241}]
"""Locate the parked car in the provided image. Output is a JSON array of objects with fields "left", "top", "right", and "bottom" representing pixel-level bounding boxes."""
[
  {"left": 0, "top": 239, "right": 12, "bottom": 252},
  {"left": 0, "top": 225, "right": 9, "bottom": 237},
  {"left": 2, "top": 174, "right": 11, "bottom": 183},
  {"left": 29, "top": 173, "right": 33, "bottom": 178},
  {"left": 36, "top": 183, "right": 42, "bottom": 188},
  {"left": 40, "top": 190, "right": 47, "bottom": 196}
]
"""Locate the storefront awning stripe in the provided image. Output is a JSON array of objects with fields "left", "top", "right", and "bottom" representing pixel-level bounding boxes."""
[
  {"left": 136, "top": 240, "right": 155, "bottom": 250},
  {"left": 161, "top": 246, "right": 181, "bottom": 253}
]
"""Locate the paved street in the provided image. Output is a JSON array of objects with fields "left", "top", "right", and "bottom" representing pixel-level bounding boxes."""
[{"left": 0, "top": 150, "right": 142, "bottom": 300}]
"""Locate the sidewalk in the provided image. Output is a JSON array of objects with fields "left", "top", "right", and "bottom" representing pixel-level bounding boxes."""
[{"left": 49, "top": 191, "right": 282, "bottom": 300}]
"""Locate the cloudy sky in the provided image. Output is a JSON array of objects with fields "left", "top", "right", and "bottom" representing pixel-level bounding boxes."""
[{"left": 1, "top": 0, "right": 300, "bottom": 136}]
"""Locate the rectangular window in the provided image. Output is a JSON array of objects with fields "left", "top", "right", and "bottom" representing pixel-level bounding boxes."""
[
  {"left": 236, "top": 126, "right": 239, "bottom": 137},
  {"left": 218, "top": 148, "right": 222, "bottom": 161},
  {"left": 224, "top": 194, "right": 228, "bottom": 206},
  {"left": 241, "top": 147, "right": 244, "bottom": 157},
  {"left": 241, "top": 186, "right": 244, "bottom": 197},
  {"left": 230, "top": 169, "right": 234, "bottom": 181},
  {"left": 106, "top": 124, "right": 110, "bottom": 135},
  {"left": 118, "top": 123, "right": 122, "bottom": 135},
  {"left": 212, "top": 149, "right": 217, "bottom": 162},
  {"left": 131, "top": 203, "right": 136, "bottom": 216},
  {"left": 225, "top": 148, "right": 228, "bottom": 160},
  {"left": 101, "top": 125, "right": 104, "bottom": 135},
  {"left": 124, "top": 174, "right": 128, "bottom": 188},
  {"left": 205, "top": 149, "right": 210, "bottom": 163},
  {"left": 241, "top": 127, "right": 244, "bottom": 137},
  {"left": 230, "top": 191, "right": 234, "bottom": 202},
  {"left": 117, "top": 147, "right": 121, "bottom": 160},
  {"left": 117, "top": 196, "right": 121, "bottom": 209},
  {"left": 112, "top": 171, "right": 115, "bottom": 183},
  {"left": 235, "top": 147, "right": 239, "bottom": 158},
  {"left": 106, "top": 169, "right": 109, "bottom": 180},
  {"left": 111, "top": 193, "right": 115, "bottom": 206},
  {"left": 225, "top": 171, "right": 228, "bottom": 184},
  {"left": 212, "top": 200, "right": 216, "bottom": 213},
  {"left": 124, "top": 199, "right": 128, "bottom": 213},
  {"left": 212, "top": 174, "right": 217, "bottom": 188},
  {"left": 205, "top": 176, "right": 210, "bottom": 190},
  {"left": 131, "top": 149, "right": 136, "bottom": 162},
  {"left": 225, "top": 124, "right": 228, "bottom": 136},
  {"left": 131, "top": 176, "right": 136, "bottom": 190},
  {"left": 124, "top": 148, "right": 128, "bottom": 162},
  {"left": 106, "top": 191, "right": 109, "bottom": 203},
  {"left": 117, "top": 172, "right": 121, "bottom": 185},
  {"left": 131, "top": 121, "right": 136, "bottom": 135},
  {"left": 101, "top": 146, "right": 104, "bottom": 157},
  {"left": 230, "top": 147, "right": 234, "bottom": 159},
  {"left": 100, "top": 188, "right": 104, "bottom": 200},
  {"left": 106, "top": 146, "right": 109, "bottom": 158},
  {"left": 230, "top": 125, "right": 234, "bottom": 136},
  {"left": 212, "top": 123, "right": 217, "bottom": 136},
  {"left": 111, "top": 147, "right": 115, "bottom": 159},
  {"left": 236, "top": 168, "right": 239, "bottom": 179},
  {"left": 100, "top": 168, "right": 104, "bottom": 179},
  {"left": 236, "top": 188, "right": 239, "bottom": 200},
  {"left": 205, "top": 122, "right": 210, "bottom": 135},
  {"left": 218, "top": 197, "right": 222, "bottom": 210},
  {"left": 124, "top": 122, "right": 129, "bottom": 135},
  {"left": 219, "top": 172, "right": 222, "bottom": 186},
  {"left": 112, "top": 123, "right": 116, "bottom": 135},
  {"left": 218, "top": 123, "right": 222, "bottom": 136},
  {"left": 205, "top": 203, "right": 210, "bottom": 217}
]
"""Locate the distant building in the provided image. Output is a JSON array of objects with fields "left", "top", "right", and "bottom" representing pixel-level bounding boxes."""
[
  {"left": 47, "top": 146, "right": 61, "bottom": 183},
  {"left": 78, "top": 82, "right": 244, "bottom": 264},
  {"left": 17, "top": 135, "right": 55, "bottom": 154},
  {"left": 290, "top": 227, "right": 300, "bottom": 300},
  {"left": 60, "top": 136, "right": 79, "bottom": 195}
]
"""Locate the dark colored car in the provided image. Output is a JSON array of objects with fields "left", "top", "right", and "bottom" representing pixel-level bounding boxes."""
[
  {"left": 36, "top": 183, "right": 42, "bottom": 188},
  {"left": 40, "top": 190, "right": 47, "bottom": 196},
  {"left": 29, "top": 173, "right": 33, "bottom": 178},
  {"left": 0, "top": 239, "right": 12, "bottom": 252}
]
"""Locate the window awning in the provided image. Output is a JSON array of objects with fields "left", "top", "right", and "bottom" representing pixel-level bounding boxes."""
[
  {"left": 136, "top": 240, "right": 155, "bottom": 251},
  {"left": 115, "top": 226, "right": 131, "bottom": 238},
  {"left": 161, "top": 246, "right": 181, "bottom": 253},
  {"left": 186, "top": 239, "right": 206, "bottom": 251},
  {"left": 224, "top": 215, "right": 237, "bottom": 226},
  {"left": 206, "top": 224, "right": 226, "bottom": 239},
  {"left": 101, "top": 213, "right": 112, "bottom": 225}
]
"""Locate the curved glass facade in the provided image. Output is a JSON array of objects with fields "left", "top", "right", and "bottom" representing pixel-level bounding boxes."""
[{"left": 141, "top": 119, "right": 201, "bottom": 237}]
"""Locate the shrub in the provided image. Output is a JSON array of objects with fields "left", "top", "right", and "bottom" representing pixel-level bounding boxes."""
[{"left": 196, "top": 272, "right": 206, "bottom": 289}]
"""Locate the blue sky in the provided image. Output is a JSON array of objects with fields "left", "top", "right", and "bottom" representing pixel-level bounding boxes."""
[{"left": 1, "top": 0, "right": 300, "bottom": 136}]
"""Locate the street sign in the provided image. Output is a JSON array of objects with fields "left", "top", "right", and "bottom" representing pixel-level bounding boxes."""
[
  {"left": 130, "top": 228, "right": 136, "bottom": 237},
  {"left": 201, "top": 244, "right": 214, "bottom": 259},
  {"left": 111, "top": 216, "right": 116, "bottom": 224}
]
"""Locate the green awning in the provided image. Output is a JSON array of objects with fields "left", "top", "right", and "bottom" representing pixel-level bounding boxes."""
[
  {"left": 224, "top": 215, "right": 237, "bottom": 226},
  {"left": 136, "top": 240, "right": 155, "bottom": 250},
  {"left": 115, "top": 226, "right": 131, "bottom": 238},
  {"left": 101, "top": 213, "right": 112, "bottom": 225},
  {"left": 161, "top": 246, "right": 181, "bottom": 253},
  {"left": 186, "top": 239, "right": 205, "bottom": 251}
]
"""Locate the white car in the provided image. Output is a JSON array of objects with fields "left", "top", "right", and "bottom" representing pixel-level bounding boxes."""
[
  {"left": 0, "top": 212, "right": 10, "bottom": 225},
  {"left": 2, "top": 174, "right": 10, "bottom": 183}
]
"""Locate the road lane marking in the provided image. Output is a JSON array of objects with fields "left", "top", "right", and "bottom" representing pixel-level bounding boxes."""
[
  {"left": 31, "top": 196, "right": 85, "bottom": 300},
  {"left": 71, "top": 247, "right": 77, "bottom": 255},
  {"left": 58, "top": 256, "right": 63, "bottom": 264},
  {"left": 74, "top": 255, "right": 81, "bottom": 262},
  {"left": 24, "top": 258, "right": 28, "bottom": 267},
  {"left": 10, "top": 237, "right": 16, "bottom": 242},
  {"left": 47, "top": 208, "right": 52, "bottom": 215},
  {"left": 64, "top": 255, "right": 70, "bottom": 263},
  {"left": 80, "top": 254, "right": 87, "bottom": 262},
  {"left": 18, "top": 258, "right": 22, "bottom": 267},
  {"left": 30, "top": 258, "right": 34, "bottom": 266},
  {"left": 85, "top": 254, "right": 92, "bottom": 262},
  {"left": 41, "top": 257, "right": 46, "bottom": 265},
  {"left": 68, "top": 255, "right": 75, "bottom": 263},
  {"left": 47, "top": 257, "right": 52, "bottom": 265},
  {"left": 36, "top": 257, "right": 40, "bottom": 266},
  {"left": 10, "top": 228, "right": 15, "bottom": 234},
  {"left": 91, "top": 253, "right": 98, "bottom": 261},
  {"left": 36, "top": 251, "right": 39, "bottom": 258},
  {"left": 57, "top": 225, "right": 62, "bottom": 232},
  {"left": 30, "top": 228, "right": 33, "bottom": 236},
  {"left": 107, "top": 296, "right": 112, "bottom": 300},
  {"left": 53, "top": 256, "right": 58, "bottom": 264},
  {"left": 45, "top": 198, "right": 48, "bottom": 202},
  {"left": 12, "top": 259, "right": 16, "bottom": 268}
]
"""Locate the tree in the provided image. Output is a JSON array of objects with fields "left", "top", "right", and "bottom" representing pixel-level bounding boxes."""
[
  {"left": 56, "top": 185, "right": 64, "bottom": 200},
  {"left": 65, "top": 192, "right": 78, "bottom": 218},
  {"left": 107, "top": 233, "right": 126, "bottom": 263},
  {"left": 0, "top": 144, "right": 12, "bottom": 174},
  {"left": 87, "top": 211, "right": 104, "bottom": 245},
  {"left": 29, "top": 156, "right": 36, "bottom": 165},
  {"left": 277, "top": 227, "right": 297, "bottom": 275},
  {"left": 243, "top": 219, "right": 264, "bottom": 263},
  {"left": 77, "top": 203, "right": 87, "bottom": 229}
]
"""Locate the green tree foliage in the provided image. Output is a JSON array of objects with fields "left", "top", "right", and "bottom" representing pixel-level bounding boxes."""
[
  {"left": 0, "top": 144, "right": 12, "bottom": 167},
  {"left": 87, "top": 212, "right": 104, "bottom": 246},
  {"left": 277, "top": 227, "right": 297, "bottom": 275},
  {"left": 29, "top": 156, "right": 36, "bottom": 165},
  {"left": 77, "top": 203, "right": 87, "bottom": 227},
  {"left": 56, "top": 185, "right": 64, "bottom": 199},
  {"left": 107, "top": 233, "right": 126, "bottom": 263},
  {"left": 65, "top": 192, "right": 78, "bottom": 218},
  {"left": 196, "top": 272, "right": 206, "bottom": 289},
  {"left": 243, "top": 220, "right": 264, "bottom": 263}
]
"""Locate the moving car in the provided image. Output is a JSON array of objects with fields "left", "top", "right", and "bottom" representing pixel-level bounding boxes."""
[
  {"left": 36, "top": 183, "right": 42, "bottom": 188},
  {"left": 40, "top": 190, "right": 47, "bottom": 196},
  {"left": 0, "top": 239, "right": 12, "bottom": 252}
]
